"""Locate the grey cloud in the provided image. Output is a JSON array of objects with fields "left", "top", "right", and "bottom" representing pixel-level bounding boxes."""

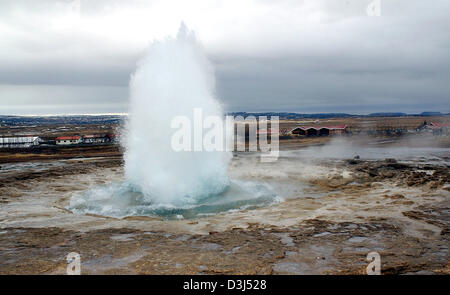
[{"left": 0, "top": 0, "right": 449, "bottom": 114}]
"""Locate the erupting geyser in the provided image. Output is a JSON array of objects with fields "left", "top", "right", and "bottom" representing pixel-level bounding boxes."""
[
  {"left": 68, "top": 24, "right": 278, "bottom": 219},
  {"left": 124, "top": 23, "right": 231, "bottom": 206}
]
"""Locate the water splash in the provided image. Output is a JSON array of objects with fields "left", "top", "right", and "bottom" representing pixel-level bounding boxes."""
[
  {"left": 68, "top": 24, "right": 279, "bottom": 219},
  {"left": 123, "top": 23, "right": 231, "bottom": 206}
]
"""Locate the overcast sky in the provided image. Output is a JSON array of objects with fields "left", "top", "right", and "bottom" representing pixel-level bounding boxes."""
[{"left": 0, "top": 0, "right": 449, "bottom": 115}]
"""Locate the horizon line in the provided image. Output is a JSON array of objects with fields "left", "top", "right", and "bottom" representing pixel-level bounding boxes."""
[{"left": 0, "top": 111, "right": 448, "bottom": 117}]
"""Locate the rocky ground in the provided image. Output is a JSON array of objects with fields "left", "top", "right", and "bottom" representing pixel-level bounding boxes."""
[{"left": 0, "top": 140, "right": 449, "bottom": 275}]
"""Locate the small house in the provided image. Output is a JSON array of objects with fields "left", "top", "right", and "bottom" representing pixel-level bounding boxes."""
[
  {"left": 0, "top": 136, "right": 42, "bottom": 148},
  {"left": 83, "top": 134, "right": 109, "bottom": 144},
  {"left": 55, "top": 136, "right": 82, "bottom": 145},
  {"left": 428, "top": 122, "right": 450, "bottom": 136},
  {"left": 289, "top": 125, "right": 348, "bottom": 137}
]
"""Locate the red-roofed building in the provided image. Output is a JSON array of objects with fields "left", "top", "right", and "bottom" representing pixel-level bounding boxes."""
[
  {"left": 289, "top": 125, "right": 348, "bottom": 137},
  {"left": 429, "top": 122, "right": 450, "bottom": 128},
  {"left": 107, "top": 134, "right": 119, "bottom": 142},
  {"left": 55, "top": 136, "right": 82, "bottom": 145},
  {"left": 429, "top": 122, "right": 449, "bottom": 135}
]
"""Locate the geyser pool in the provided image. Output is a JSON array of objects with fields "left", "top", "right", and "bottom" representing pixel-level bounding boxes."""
[
  {"left": 68, "top": 24, "right": 280, "bottom": 219},
  {"left": 69, "top": 180, "right": 281, "bottom": 220}
]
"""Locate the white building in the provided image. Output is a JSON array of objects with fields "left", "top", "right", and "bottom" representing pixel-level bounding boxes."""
[
  {"left": 55, "top": 136, "right": 82, "bottom": 145},
  {"left": 0, "top": 136, "right": 41, "bottom": 148},
  {"left": 82, "top": 134, "right": 108, "bottom": 144}
]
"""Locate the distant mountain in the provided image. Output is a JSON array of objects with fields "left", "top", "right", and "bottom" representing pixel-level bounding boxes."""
[
  {"left": 367, "top": 112, "right": 407, "bottom": 117},
  {"left": 0, "top": 112, "right": 448, "bottom": 126},
  {"left": 0, "top": 115, "right": 125, "bottom": 126},
  {"left": 228, "top": 111, "right": 450, "bottom": 119},
  {"left": 228, "top": 112, "right": 356, "bottom": 119},
  {"left": 420, "top": 112, "right": 442, "bottom": 116}
]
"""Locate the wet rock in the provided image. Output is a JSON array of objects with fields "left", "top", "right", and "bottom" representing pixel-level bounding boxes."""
[
  {"left": 367, "top": 169, "right": 378, "bottom": 177},
  {"left": 273, "top": 262, "right": 304, "bottom": 274},
  {"left": 313, "top": 232, "right": 332, "bottom": 238},
  {"left": 191, "top": 242, "right": 223, "bottom": 251},
  {"left": 383, "top": 194, "right": 405, "bottom": 200},
  {"left": 386, "top": 162, "right": 410, "bottom": 170},
  {"left": 380, "top": 170, "right": 395, "bottom": 178},
  {"left": 110, "top": 234, "right": 136, "bottom": 242},
  {"left": 347, "top": 236, "right": 368, "bottom": 243}
]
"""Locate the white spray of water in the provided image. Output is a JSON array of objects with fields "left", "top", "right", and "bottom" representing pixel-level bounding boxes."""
[
  {"left": 68, "top": 24, "right": 278, "bottom": 219},
  {"left": 123, "top": 23, "right": 231, "bottom": 206}
]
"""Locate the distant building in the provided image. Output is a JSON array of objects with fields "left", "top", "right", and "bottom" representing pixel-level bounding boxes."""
[
  {"left": 107, "top": 134, "right": 119, "bottom": 143},
  {"left": 429, "top": 122, "right": 450, "bottom": 128},
  {"left": 428, "top": 122, "right": 450, "bottom": 136},
  {"left": 55, "top": 136, "right": 82, "bottom": 145},
  {"left": 0, "top": 136, "right": 42, "bottom": 148},
  {"left": 82, "top": 134, "right": 109, "bottom": 144},
  {"left": 289, "top": 125, "right": 348, "bottom": 137}
]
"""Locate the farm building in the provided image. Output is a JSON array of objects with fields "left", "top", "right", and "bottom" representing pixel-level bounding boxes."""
[
  {"left": 55, "top": 136, "right": 82, "bottom": 145},
  {"left": 107, "top": 134, "right": 119, "bottom": 143},
  {"left": 0, "top": 136, "right": 42, "bottom": 148},
  {"left": 83, "top": 134, "right": 109, "bottom": 144},
  {"left": 290, "top": 125, "right": 348, "bottom": 137},
  {"left": 428, "top": 122, "right": 450, "bottom": 135}
]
